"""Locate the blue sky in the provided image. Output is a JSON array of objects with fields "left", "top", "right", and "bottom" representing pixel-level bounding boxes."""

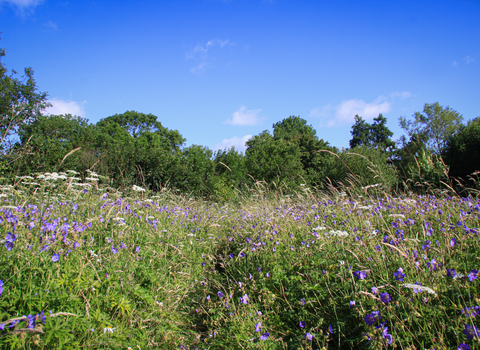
[{"left": 1, "top": 0, "right": 479, "bottom": 152}]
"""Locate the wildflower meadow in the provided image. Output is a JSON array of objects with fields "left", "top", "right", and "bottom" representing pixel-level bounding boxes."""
[{"left": 0, "top": 171, "right": 479, "bottom": 349}]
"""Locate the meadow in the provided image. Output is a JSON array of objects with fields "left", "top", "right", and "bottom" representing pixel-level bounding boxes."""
[{"left": 0, "top": 171, "right": 479, "bottom": 349}]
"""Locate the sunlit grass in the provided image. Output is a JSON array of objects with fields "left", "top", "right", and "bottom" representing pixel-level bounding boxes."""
[{"left": 0, "top": 171, "right": 479, "bottom": 349}]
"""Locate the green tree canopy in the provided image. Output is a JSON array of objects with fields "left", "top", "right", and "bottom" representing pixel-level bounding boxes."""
[
  {"left": 399, "top": 102, "right": 463, "bottom": 154},
  {"left": 0, "top": 46, "right": 50, "bottom": 153},
  {"left": 97, "top": 110, "right": 185, "bottom": 151},
  {"left": 349, "top": 114, "right": 395, "bottom": 152},
  {"left": 272, "top": 115, "right": 317, "bottom": 141},
  {"left": 443, "top": 116, "right": 480, "bottom": 179}
]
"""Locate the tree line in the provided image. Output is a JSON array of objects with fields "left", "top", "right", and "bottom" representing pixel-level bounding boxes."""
[{"left": 1, "top": 45, "right": 479, "bottom": 199}]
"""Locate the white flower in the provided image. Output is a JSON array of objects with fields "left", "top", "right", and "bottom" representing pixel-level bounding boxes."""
[
  {"left": 103, "top": 326, "right": 116, "bottom": 333},
  {"left": 132, "top": 185, "right": 146, "bottom": 192},
  {"left": 401, "top": 283, "right": 437, "bottom": 295},
  {"left": 313, "top": 226, "right": 326, "bottom": 231}
]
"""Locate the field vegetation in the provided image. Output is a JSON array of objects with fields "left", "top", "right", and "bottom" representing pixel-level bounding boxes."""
[{"left": 1, "top": 40, "right": 480, "bottom": 349}]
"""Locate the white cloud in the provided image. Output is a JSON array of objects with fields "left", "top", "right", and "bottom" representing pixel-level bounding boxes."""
[
  {"left": 311, "top": 96, "right": 392, "bottom": 127},
  {"left": 1, "top": 0, "right": 43, "bottom": 15},
  {"left": 44, "top": 20, "right": 57, "bottom": 30},
  {"left": 212, "top": 135, "right": 252, "bottom": 152},
  {"left": 186, "top": 39, "right": 233, "bottom": 74},
  {"left": 224, "top": 106, "right": 263, "bottom": 126},
  {"left": 44, "top": 98, "right": 86, "bottom": 117},
  {"left": 390, "top": 91, "right": 411, "bottom": 99},
  {"left": 463, "top": 55, "right": 475, "bottom": 64}
]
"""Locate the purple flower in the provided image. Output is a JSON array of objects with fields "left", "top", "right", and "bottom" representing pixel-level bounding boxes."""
[
  {"left": 468, "top": 269, "right": 478, "bottom": 281},
  {"left": 217, "top": 291, "right": 224, "bottom": 298},
  {"left": 394, "top": 267, "right": 405, "bottom": 281},
  {"left": 27, "top": 315, "right": 35, "bottom": 329},
  {"left": 135, "top": 246, "right": 140, "bottom": 253},
  {"left": 299, "top": 321, "right": 305, "bottom": 328},
  {"left": 111, "top": 244, "right": 118, "bottom": 254},
  {"left": 240, "top": 294, "right": 249, "bottom": 304},
  {"left": 305, "top": 332, "right": 313, "bottom": 341},
  {"left": 257, "top": 267, "right": 261, "bottom": 272},
  {"left": 463, "top": 324, "right": 479, "bottom": 340},
  {"left": 329, "top": 324, "right": 334, "bottom": 334},
  {"left": 51, "top": 254, "right": 60, "bottom": 262},
  {"left": 206, "top": 295, "right": 210, "bottom": 301},
  {"left": 365, "top": 311, "right": 381, "bottom": 326},
  {"left": 260, "top": 332, "right": 270, "bottom": 340},
  {"left": 382, "top": 327, "right": 393, "bottom": 344},
  {"left": 119, "top": 242, "right": 127, "bottom": 249},
  {"left": 371, "top": 287, "right": 379, "bottom": 295},
  {"left": 300, "top": 298, "right": 305, "bottom": 305},
  {"left": 447, "top": 269, "right": 457, "bottom": 278},
  {"left": 450, "top": 238, "right": 457, "bottom": 247},
  {"left": 255, "top": 322, "right": 262, "bottom": 332},
  {"left": 349, "top": 300, "right": 356, "bottom": 307},
  {"left": 0, "top": 280, "right": 3, "bottom": 296},
  {"left": 458, "top": 344, "right": 471, "bottom": 350},
  {"left": 380, "top": 293, "right": 391, "bottom": 304},
  {"left": 354, "top": 271, "right": 367, "bottom": 280}
]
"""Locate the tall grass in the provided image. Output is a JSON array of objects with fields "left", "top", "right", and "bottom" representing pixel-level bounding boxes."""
[{"left": 0, "top": 170, "right": 479, "bottom": 349}]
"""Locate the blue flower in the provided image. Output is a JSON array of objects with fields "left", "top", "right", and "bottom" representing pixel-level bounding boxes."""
[
  {"left": 365, "top": 311, "right": 381, "bottom": 326},
  {"left": 111, "top": 244, "right": 118, "bottom": 254},
  {"left": 260, "top": 332, "right": 270, "bottom": 340},
  {"left": 371, "top": 287, "right": 379, "bottom": 295},
  {"left": 447, "top": 269, "right": 457, "bottom": 278},
  {"left": 217, "top": 291, "right": 224, "bottom": 298},
  {"left": 349, "top": 300, "right": 356, "bottom": 307},
  {"left": 240, "top": 294, "right": 249, "bottom": 304},
  {"left": 299, "top": 321, "right": 305, "bottom": 328},
  {"left": 382, "top": 326, "right": 393, "bottom": 344},
  {"left": 0, "top": 280, "right": 3, "bottom": 297},
  {"left": 468, "top": 269, "right": 478, "bottom": 282},
  {"left": 255, "top": 322, "right": 262, "bottom": 332},
  {"left": 354, "top": 271, "right": 367, "bottom": 280},
  {"left": 462, "top": 324, "right": 479, "bottom": 340},
  {"left": 51, "top": 254, "right": 60, "bottom": 262},
  {"left": 380, "top": 293, "right": 391, "bottom": 304},
  {"left": 394, "top": 267, "right": 405, "bottom": 281},
  {"left": 458, "top": 344, "right": 471, "bottom": 350},
  {"left": 329, "top": 324, "right": 334, "bottom": 334},
  {"left": 305, "top": 332, "right": 314, "bottom": 341}
]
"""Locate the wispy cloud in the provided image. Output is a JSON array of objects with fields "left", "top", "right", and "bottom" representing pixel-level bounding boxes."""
[
  {"left": 463, "top": 55, "right": 475, "bottom": 64},
  {"left": 224, "top": 106, "right": 264, "bottom": 126},
  {"left": 186, "top": 39, "right": 233, "bottom": 74},
  {"left": 44, "top": 20, "right": 57, "bottom": 30},
  {"left": 212, "top": 134, "right": 252, "bottom": 152},
  {"left": 311, "top": 96, "right": 396, "bottom": 127},
  {"left": 44, "top": 98, "right": 86, "bottom": 117},
  {"left": 452, "top": 55, "right": 475, "bottom": 66},
  {"left": 0, "top": 0, "right": 43, "bottom": 15}
]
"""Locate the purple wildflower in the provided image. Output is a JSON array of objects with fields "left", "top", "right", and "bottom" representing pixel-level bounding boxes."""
[
  {"left": 447, "top": 269, "right": 457, "bottom": 278},
  {"left": 468, "top": 269, "right": 478, "bottom": 281},
  {"left": 329, "top": 324, "right": 334, "bottom": 334},
  {"left": 380, "top": 293, "right": 391, "bottom": 304},
  {"left": 349, "top": 300, "right": 356, "bottom": 307},
  {"left": 463, "top": 324, "right": 479, "bottom": 340},
  {"left": 51, "top": 254, "right": 60, "bottom": 262},
  {"left": 458, "top": 344, "right": 471, "bottom": 350},
  {"left": 450, "top": 238, "right": 457, "bottom": 247},
  {"left": 354, "top": 271, "right": 367, "bottom": 280},
  {"left": 394, "top": 267, "right": 405, "bottom": 281},
  {"left": 240, "top": 294, "right": 249, "bottom": 304},
  {"left": 305, "top": 332, "right": 314, "bottom": 341},
  {"left": 0, "top": 280, "right": 3, "bottom": 296},
  {"left": 255, "top": 322, "right": 262, "bottom": 332},
  {"left": 260, "top": 332, "right": 270, "bottom": 340},
  {"left": 111, "top": 244, "right": 118, "bottom": 254},
  {"left": 299, "top": 321, "right": 305, "bottom": 328},
  {"left": 217, "top": 291, "right": 224, "bottom": 298}
]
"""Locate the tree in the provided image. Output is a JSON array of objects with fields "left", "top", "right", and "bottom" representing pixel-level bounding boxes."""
[
  {"left": 97, "top": 110, "right": 185, "bottom": 150},
  {"left": 0, "top": 46, "right": 50, "bottom": 154},
  {"left": 399, "top": 102, "right": 463, "bottom": 154},
  {"left": 245, "top": 130, "right": 305, "bottom": 189},
  {"left": 16, "top": 114, "right": 96, "bottom": 173},
  {"left": 349, "top": 114, "right": 395, "bottom": 152},
  {"left": 272, "top": 115, "right": 317, "bottom": 141},
  {"left": 443, "top": 116, "right": 480, "bottom": 179}
]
